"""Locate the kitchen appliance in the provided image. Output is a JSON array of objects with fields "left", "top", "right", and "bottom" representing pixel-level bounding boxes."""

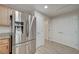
[{"left": 12, "top": 11, "right": 36, "bottom": 54}]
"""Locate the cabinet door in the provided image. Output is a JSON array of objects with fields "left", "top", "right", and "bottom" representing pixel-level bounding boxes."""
[
  {"left": 0, "top": 6, "right": 3, "bottom": 25},
  {"left": 0, "top": 44, "right": 9, "bottom": 54},
  {"left": 0, "top": 39, "right": 9, "bottom": 44},
  {"left": 0, "top": 38, "right": 10, "bottom": 54},
  {"left": 0, "top": 5, "right": 11, "bottom": 26}
]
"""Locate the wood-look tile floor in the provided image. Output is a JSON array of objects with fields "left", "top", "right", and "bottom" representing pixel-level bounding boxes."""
[{"left": 36, "top": 40, "right": 79, "bottom": 54}]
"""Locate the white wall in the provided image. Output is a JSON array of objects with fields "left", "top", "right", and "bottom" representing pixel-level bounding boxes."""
[
  {"left": 35, "top": 11, "right": 49, "bottom": 48},
  {"left": 49, "top": 11, "right": 79, "bottom": 50}
]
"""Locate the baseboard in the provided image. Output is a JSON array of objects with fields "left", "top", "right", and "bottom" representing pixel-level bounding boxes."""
[{"left": 46, "top": 40, "right": 79, "bottom": 51}]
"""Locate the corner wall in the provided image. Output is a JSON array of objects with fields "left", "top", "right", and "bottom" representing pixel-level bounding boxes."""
[{"left": 48, "top": 11, "right": 79, "bottom": 50}]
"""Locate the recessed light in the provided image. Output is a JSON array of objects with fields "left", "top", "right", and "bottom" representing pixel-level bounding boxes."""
[{"left": 44, "top": 5, "right": 48, "bottom": 9}]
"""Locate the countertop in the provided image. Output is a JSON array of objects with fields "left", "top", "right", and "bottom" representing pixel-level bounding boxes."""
[{"left": 0, "top": 33, "right": 11, "bottom": 39}]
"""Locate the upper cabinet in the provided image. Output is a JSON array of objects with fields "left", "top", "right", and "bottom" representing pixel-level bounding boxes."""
[{"left": 0, "top": 5, "right": 12, "bottom": 26}]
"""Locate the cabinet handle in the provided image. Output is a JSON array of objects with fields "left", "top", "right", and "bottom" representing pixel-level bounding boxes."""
[{"left": 6, "top": 45, "right": 8, "bottom": 49}]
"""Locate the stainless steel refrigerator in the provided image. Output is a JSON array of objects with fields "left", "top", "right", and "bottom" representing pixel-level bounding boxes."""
[{"left": 12, "top": 10, "right": 36, "bottom": 54}]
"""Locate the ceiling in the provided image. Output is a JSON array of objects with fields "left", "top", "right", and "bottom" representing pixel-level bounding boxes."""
[{"left": 4, "top": 4, "right": 79, "bottom": 18}]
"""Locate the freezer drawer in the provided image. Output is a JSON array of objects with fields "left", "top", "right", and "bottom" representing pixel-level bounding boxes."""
[
  {"left": 12, "top": 43, "right": 26, "bottom": 54},
  {"left": 25, "top": 39, "right": 36, "bottom": 54},
  {"left": 12, "top": 39, "right": 36, "bottom": 54},
  {"left": 29, "top": 39, "right": 36, "bottom": 54}
]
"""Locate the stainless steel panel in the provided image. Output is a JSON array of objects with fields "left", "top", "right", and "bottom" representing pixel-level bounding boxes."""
[
  {"left": 13, "top": 43, "right": 26, "bottom": 54},
  {"left": 12, "top": 11, "right": 36, "bottom": 54},
  {"left": 25, "top": 39, "right": 36, "bottom": 54}
]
